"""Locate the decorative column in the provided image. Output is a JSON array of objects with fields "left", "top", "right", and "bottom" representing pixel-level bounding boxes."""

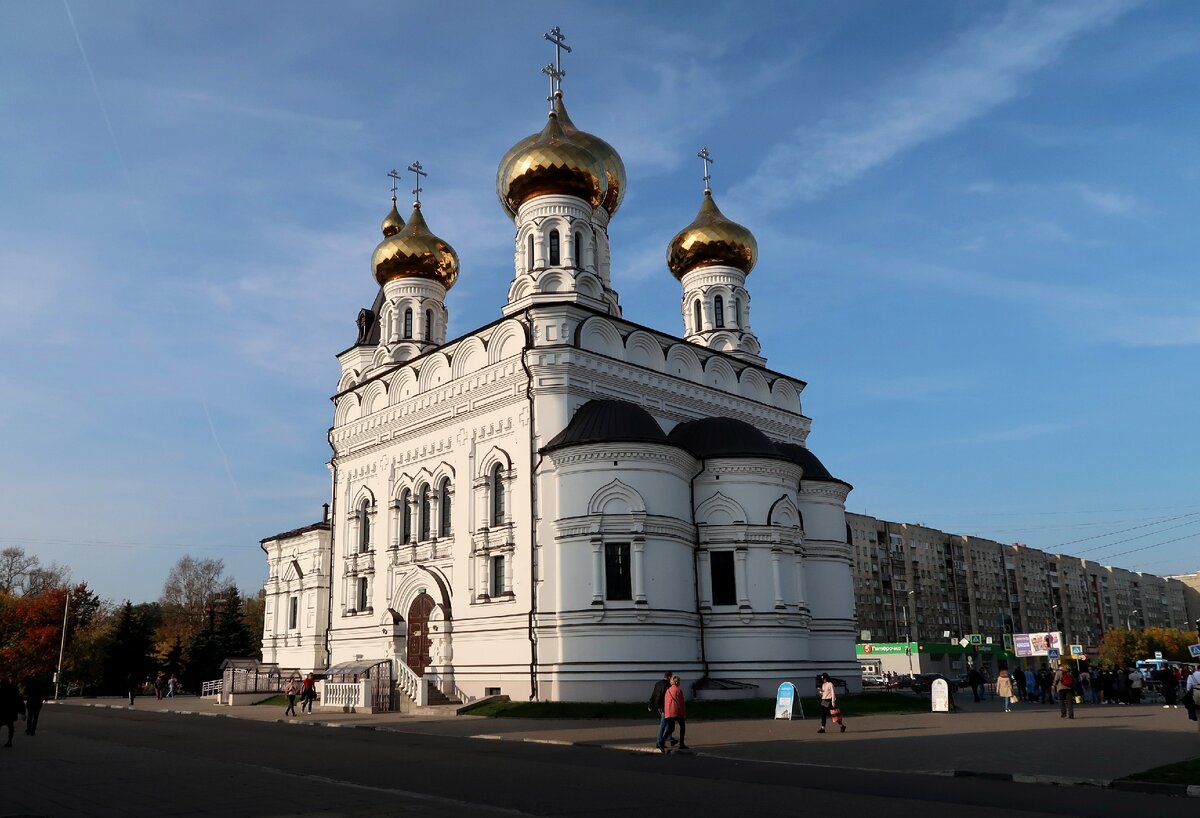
[
  {"left": 632, "top": 536, "right": 647, "bottom": 606},
  {"left": 697, "top": 549, "right": 712, "bottom": 610},
  {"left": 735, "top": 547, "right": 750, "bottom": 610},
  {"left": 591, "top": 537, "right": 604, "bottom": 606},
  {"left": 771, "top": 547, "right": 785, "bottom": 610}
]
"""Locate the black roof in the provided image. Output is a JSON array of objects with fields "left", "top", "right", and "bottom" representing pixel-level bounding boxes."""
[
  {"left": 667, "top": 416, "right": 785, "bottom": 460},
  {"left": 260, "top": 521, "right": 331, "bottom": 544},
  {"left": 543, "top": 399, "right": 668, "bottom": 452},
  {"left": 775, "top": 442, "right": 851, "bottom": 487}
]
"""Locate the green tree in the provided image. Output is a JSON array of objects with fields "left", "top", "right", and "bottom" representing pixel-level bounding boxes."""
[{"left": 101, "top": 602, "right": 162, "bottom": 694}]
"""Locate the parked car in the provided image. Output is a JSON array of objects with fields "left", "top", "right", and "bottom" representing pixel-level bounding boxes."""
[
  {"left": 910, "top": 673, "right": 958, "bottom": 694},
  {"left": 861, "top": 673, "right": 887, "bottom": 688}
]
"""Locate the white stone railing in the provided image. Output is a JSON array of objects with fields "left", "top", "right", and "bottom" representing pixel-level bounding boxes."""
[
  {"left": 323, "top": 681, "right": 371, "bottom": 710},
  {"left": 201, "top": 679, "right": 222, "bottom": 697},
  {"left": 396, "top": 661, "right": 428, "bottom": 707},
  {"left": 425, "top": 667, "right": 474, "bottom": 705}
]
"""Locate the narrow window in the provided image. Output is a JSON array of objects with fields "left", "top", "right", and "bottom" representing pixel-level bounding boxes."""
[
  {"left": 734, "top": 297, "right": 742, "bottom": 329},
  {"left": 439, "top": 479, "right": 452, "bottom": 536},
  {"left": 604, "top": 543, "right": 632, "bottom": 601},
  {"left": 288, "top": 596, "right": 298, "bottom": 630},
  {"left": 491, "top": 555, "right": 507, "bottom": 595},
  {"left": 401, "top": 489, "right": 412, "bottom": 543},
  {"left": 710, "top": 551, "right": 736, "bottom": 605},
  {"left": 549, "top": 230, "right": 560, "bottom": 266},
  {"left": 356, "top": 576, "right": 368, "bottom": 612},
  {"left": 573, "top": 232, "right": 582, "bottom": 267},
  {"left": 424, "top": 310, "right": 433, "bottom": 341},
  {"left": 693, "top": 300, "right": 702, "bottom": 332},
  {"left": 403, "top": 308, "right": 413, "bottom": 339},
  {"left": 491, "top": 463, "right": 506, "bottom": 525},
  {"left": 419, "top": 484, "right": 431, "bottom": 540},
  {"left": 527, "top": 234, "right": 534, "bottom": 271},
  {"left": 358, "top": 500, "right": 371, "bottom": 553},
  {"left": 714, "top": 295, "right": 725, "bottom": 328}
]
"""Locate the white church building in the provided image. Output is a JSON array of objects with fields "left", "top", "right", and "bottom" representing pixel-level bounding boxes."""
[{"left": 259, "top": 36, "right": 859, "bottom": 706}]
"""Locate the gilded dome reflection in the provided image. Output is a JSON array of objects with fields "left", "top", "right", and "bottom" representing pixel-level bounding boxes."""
[
  {"left": 497, "top": 113, "right": 606, "bottom": 216},
  {"left": 372, "top": 204, "right": 459, "bottom": 289},
  {"left": 667, "top": 191, "right": 757, "bottom": 279}
]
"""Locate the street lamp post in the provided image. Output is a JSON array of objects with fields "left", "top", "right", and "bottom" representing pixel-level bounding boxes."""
[
  {"left": 54, "top": 589, "right": 70, "bottom": 700},
  {"left": 900, "top": 591, "right": 916, "bottom": 675},
  {"left": 1127, "top": 608, "right": 1139, "bottom": 631}
]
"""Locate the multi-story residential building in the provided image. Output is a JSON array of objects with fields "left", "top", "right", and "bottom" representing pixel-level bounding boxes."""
[
  {"left": 1166, "top": 571, "right": 1200, "bottom": 627},
  {"left": 848, "top": 513, "right": 1191, "bottom": 651}
]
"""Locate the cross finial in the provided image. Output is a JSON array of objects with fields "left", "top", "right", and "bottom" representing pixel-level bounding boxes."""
[
  {"left": 406, "top": 161, "right": 427, "bottom": 206},
  {"left": 698, "top": 147, "right": 714, "bottom": 194},
  {"left": 387, "top": 168, "right": 401, "bottom": 204},
  {"left": 543, "top": 26, "right": 571, "bottom": 95},
  {"left": 541, "top": 63, "right": 562, "bottom": 108}
]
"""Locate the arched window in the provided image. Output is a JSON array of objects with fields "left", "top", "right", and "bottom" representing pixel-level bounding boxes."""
[
  {"left": 693, "top": 300, "right": 702, "bottom": 333},
  {"left": 491, "top": 463, "right": 506, "bottom": 526},
  {"left": 734, "top": 298, "right": 742, "bottom": 328},
  {"left": 439, "top": 478, "right": 452, "bottom": 535},
  {"left": 400, "top": 489, "right": 412, "bottom": 543},
  {"left": 356, "top": 576, "right": 368, "bottom": 612},
  {"left": 549, "top": 230, "right": 560, "bottom": 266},
  {"left": 424, "top": 310, "right": 433, "bottom": 341},
  {"left": 573, "top": 232, "right": 582, "bottom": 267},
  {"left": 419, "top": 483, "right": 431, "bottom": 540},
  {"left": 403, "top": 308, "right": 413, "bottom": 339},
  {"left": 714, "top": 295, "right": 725, "bottom": 328},
  {"left": 527, "top": 234, "right": 534, "bottom": 272},
  {"left": 358, "top": 499, "right": 371, "bottom": 553}
]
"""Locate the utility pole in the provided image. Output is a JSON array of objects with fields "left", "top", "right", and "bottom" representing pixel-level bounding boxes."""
[{"left": 54, "top": 589, "right": 70, "bottom": 700}]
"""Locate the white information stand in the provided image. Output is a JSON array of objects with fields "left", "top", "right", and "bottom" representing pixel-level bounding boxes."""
[
  {"left": 775, "top": 682, "right": 802, "bottom": 720},
  {"left": 931, "top": 678, "right": 951, "bottom": 713}
]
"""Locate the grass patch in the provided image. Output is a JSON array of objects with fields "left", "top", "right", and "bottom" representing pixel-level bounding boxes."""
[
  {"left": 254, "top": 695, "right": 290, "bottom": 707},
  {"left": 1125, "top": 757, "right": 1200, "bottom": 786},
  {"left": 462, "top": 692, "right": 927, "bottom": 720}
]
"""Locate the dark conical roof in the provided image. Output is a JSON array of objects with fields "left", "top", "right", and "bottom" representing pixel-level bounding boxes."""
[
  {"left": 543, "top": 399, "right": 667, "bottom": 452},
  {"left": 775, "top": 442, "right": 851, "bottom": 487},
  {"left": 667, "top": 417, "right": 783, "bottom": 459}
]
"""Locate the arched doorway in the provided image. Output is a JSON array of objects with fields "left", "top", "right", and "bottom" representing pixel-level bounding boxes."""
[{"left": 406, "top": 593, "right": 436, "bottom": 676}]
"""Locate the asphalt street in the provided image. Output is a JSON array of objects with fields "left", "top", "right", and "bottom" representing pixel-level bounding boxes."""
[{"left": 0, "top": 705, "right": 1194, "bottom": 817}]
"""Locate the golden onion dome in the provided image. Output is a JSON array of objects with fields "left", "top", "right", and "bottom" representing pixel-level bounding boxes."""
[
  {"left": 380, "top": 199, "right": 405, "bottom": 237},
  {"left": 371, "top": 203, "right": 459, "bottom": 290},
  {"left": 496, "top": 112, "right": 606, "bottom": 216},
  {"left": 667, "top": 191, "right": 758, "bottom": 279},
  {"left": 553, "top": 93, "right": 626, "bottom": 216}
]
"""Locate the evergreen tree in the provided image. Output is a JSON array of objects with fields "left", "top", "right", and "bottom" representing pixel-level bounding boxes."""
[{"left": 215, "top": 586, "right": 257, "bottom": 660}]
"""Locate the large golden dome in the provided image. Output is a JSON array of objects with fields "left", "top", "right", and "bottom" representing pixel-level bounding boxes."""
[
  {"left": 496, "top": 112, "right": 606, "bottom": 216},
  {"left": 553, "top": 94, "right": 625, "bottom": 216},
  {"left": 372, "top": 204, "right": 459, "bottom": 289},
  {"left": 667, "top": 191, "right": 757, "bottom": 279}
]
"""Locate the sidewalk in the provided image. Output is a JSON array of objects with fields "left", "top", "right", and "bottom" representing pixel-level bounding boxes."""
[{"left": 52, "top": 693, "right": 1200, "bottom": 787}]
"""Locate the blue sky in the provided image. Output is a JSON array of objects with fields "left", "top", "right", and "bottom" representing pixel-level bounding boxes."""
[{"left": 3, "top": 1, "right": 1198, "bottom": 603}]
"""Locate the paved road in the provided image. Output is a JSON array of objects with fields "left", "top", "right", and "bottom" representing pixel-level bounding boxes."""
[{"left": 1, "top": 705, "right": 1194, "bottom": 817}]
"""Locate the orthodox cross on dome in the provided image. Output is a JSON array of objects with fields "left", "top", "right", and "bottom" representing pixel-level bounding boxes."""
[
  {"left": 387, "top": 168, "right": 401, "bottom": 204},
  {"left": 407, "top": 161, "right": 427, "bottom": 206},
  {"left": 698, "top": 147, "right": 714, "bottom": 194},
  {"left": 543, "top": 26, "right": 571, "bottom": 94},
  {"left": 541, "top": 63, "right": 562, "bottom": 107}
]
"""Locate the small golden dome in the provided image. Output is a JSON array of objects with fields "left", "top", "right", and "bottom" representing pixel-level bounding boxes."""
[
  {"left": 497, "top": 113, "right": 606, "bottom": 216},
  {"left": 372, "top": 204, "right": 459, "bottom": 289},
  {"left": 381, "top": 199, "right": 405, "bottom": 237},
  {"left": 667, "top": 191, "right": 757, "bottom": 279},
  {"left": 553, "top": 94, "right": 626, "bottom": 216}
]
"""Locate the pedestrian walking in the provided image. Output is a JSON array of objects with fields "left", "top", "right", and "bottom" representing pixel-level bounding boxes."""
[
  {"left": 996, "top": 669, "right": 1015, "bottom": 713},
  {"left": 648, "top": 670, "right": 677, "bottom": 751},
  {"left": 154, "top": 672, "right": 167, "bottom": 701},
  {"left": 125, "top": 673, "right": 138, "bottom": 706},
  {"left": 1128, "top": 667, "right": 1144, "bottom": 705},
  {"left": 1038, "top": 665, "right": 1054, "bottom": 704},
  {"left": 817, "top": 672, "right": 845, "bottom": 734},
  {"left": 1159, "top": 666, "right": 1178, "bottom": 709},
  {"left": 1013, "top": 667, "right": 1026, "bottom": 701},
  {"left": 1183, "top": 666, "right": 1200, "bottom": 723},
  {"left": 0, "top": 677, "right": 25, "bottom": 748},
  {"left": 22, "top": 677, "right": 46, "bottom": 736},
  {"left": 1054, "top": 665, "right": 1075, "bottom": 719},
  {"left": 1024, "top": 669, "right": 1037, "bottom": 702},
  {"left": 284, "top": 677, "right": 298, "bottom": 716},
  {"left": 968, "top": 668, "right": 983, "bottom": 702},
  {"left": 661, "top": 675, "right": 689, "bottom": 752},
  {"left": 301, "top": 673, "right": 317, "bottom": 714},
  {"left": 167, "top": 674, "right": 178, "bottom": 698}
]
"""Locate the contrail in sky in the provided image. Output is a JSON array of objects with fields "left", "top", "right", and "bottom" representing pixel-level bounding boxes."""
[{"left": 63, "top": 0, "right": 253, "bottom": 543}]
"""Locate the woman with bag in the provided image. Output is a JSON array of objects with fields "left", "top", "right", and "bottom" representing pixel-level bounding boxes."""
[
  {"left": 818, "top": 673, "right": 845, "bottom": 734},
  {"left": 996, "top": 668, "right": 1015, "bottom": 712},
  {"left": 662, "top": 675, "right": 689, "bottom": 752}
]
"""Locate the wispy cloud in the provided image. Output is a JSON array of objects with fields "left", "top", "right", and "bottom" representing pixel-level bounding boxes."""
[
  {"left": 968, "top": 180, "right": 1139, "bottom": 215},
  {"left": 1071, "top": 183, "right": 1136, "bottom": 214},
  {"left": 731, "top": 0, "right": 1141, "bottom": 210}
]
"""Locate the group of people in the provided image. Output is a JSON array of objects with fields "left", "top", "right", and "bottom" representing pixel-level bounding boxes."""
[
  {"left": 283, "top": 673, "right": 319, "bottom": 716},
  {"left": 991, "top": 663, "right": 1200, "bottom": 721},
  {"left": 0, "top": 676, "right": 48, "bottom": 747}
]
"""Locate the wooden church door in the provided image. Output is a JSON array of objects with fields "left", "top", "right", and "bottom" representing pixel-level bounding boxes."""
[{"left": 406, "top": 593, "right": 436, "bottom": 676}]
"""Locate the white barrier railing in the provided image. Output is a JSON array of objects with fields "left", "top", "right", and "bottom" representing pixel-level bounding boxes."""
[
  {"left": 323, "top": 680, "right": 371, "bottom": 710},
  {"left": 425, "top": 667, "right": 474, "bottom": 705},
  {"left": 201, "top": 679, "right": 222, "bottom": 697},
  {"left": 396, "top": 661, "right": 428, "bottom": 707}
]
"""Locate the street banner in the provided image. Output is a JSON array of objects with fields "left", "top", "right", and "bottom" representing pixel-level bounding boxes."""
[{"left": 775, "top": 682, "right": 798, "bottom": 720}]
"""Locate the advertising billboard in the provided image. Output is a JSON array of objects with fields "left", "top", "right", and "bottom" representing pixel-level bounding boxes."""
[{"left": 1012, "top": 631, "right": 1062, "bottom": 657}]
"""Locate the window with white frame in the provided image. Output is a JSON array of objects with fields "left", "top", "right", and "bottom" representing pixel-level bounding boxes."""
[
  {"left": 401, "top": 488, "right": 412, "bottom": 543},
  {"left": 710, "top": 551, "right": 736, "bottom": 605},
  {"left": 490, "top": 463, "right": 506, "bottom": 525},
  {"left": 491, "top": 554, "right": 507, "bottom": 595},
  {"left": 358, "top": 499, "right": 371, "bottom": 553},
  {"left": 549, "top": 229, "right": 560, "bottom": 266},
  {"left": 604, "top": 542, "right": 632, "bottom": 601},
  {"left": 439, "top": 478, "right": 452, "bottom": 536},
  {"left": 356, "top": 576, "right": 368, "bottom": 612},
  {"left": 288, "top": 596, "right": 298, "bottom": 630},
  {"left": 714, "top": 295, "right": 725, "bottom": 328},
  {"left": 419, "top": 483, "right": 431, "bottom": 540}
]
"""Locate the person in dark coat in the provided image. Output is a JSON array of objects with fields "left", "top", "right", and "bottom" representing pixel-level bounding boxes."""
[
  {"left": 0, "top": 677, "right": 25, "bottom": 748},
  {"left": 22, "top": 677, "right": 46, "bottom": 736},
  {"left": 648, "top": 670, "right": 677, "bottom": 750}
]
